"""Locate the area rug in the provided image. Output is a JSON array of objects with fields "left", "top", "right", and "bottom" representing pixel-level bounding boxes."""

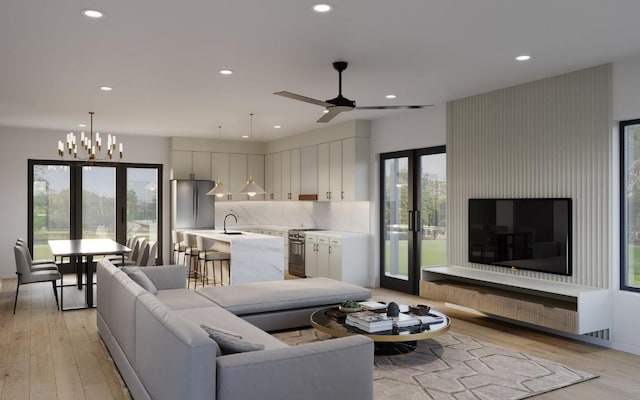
[{"left": 271, "top": 329, "right": 597, "bottom": 400}]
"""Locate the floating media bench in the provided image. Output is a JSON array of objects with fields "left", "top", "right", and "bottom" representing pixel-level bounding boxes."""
[{"left": 420, "top": 265, "right": 611, "bottom": 334}]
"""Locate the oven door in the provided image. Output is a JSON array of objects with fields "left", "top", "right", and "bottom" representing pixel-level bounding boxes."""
[{"left": 288, "top": 238, "right": 305, "bottom": 277}]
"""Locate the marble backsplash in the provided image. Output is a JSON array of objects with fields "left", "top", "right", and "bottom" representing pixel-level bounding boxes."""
[{"left": 214, "top": 201, "right": 370, "bottom": 233}]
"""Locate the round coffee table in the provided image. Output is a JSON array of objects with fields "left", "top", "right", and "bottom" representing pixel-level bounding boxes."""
[{"left": 310, "top": 307, "right": 450, "bottom": 355}]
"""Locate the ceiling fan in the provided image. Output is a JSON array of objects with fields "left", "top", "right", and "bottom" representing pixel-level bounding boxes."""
[{"left": 274, "top": 61, "right": 433, "bottom": 123}]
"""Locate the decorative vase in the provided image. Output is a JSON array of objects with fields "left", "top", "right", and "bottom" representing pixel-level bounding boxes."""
[{"left": 387, "top": 301, "right": 400, "bottom": 317}]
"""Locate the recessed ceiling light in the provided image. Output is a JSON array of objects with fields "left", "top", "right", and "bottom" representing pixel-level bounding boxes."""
[
  {"left": 99, "top": 86, "right": 112, "bottom": 91},
  {"left": 78, "top": 123, "right": 87, "bottom": 128},
  {"left": 312, "top": 4, "right": 333, "bottom": 13},
  {"left": 323, "top": 109, "right": 329, "bottom": 114},
  {"left": 83, "top": 9, "right": 104, "bottom": 19},
  {"left": 274, "top": 125, "right": 281, "bottom": 129},
  {"left": 515, "top": 55, "right": 531, "bottom": 61},
  {"left": 219, "top": 69, "right": 233, "bottom": 75},
  {"left": 242, "top": 135, "right": 249, "bottom": 139},
  {"left": 386, "top": 94, "right": 397, "bottom": 99}
]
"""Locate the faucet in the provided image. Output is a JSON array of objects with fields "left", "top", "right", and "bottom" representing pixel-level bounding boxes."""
[{"left": 223, "top": 213, "right": 238, "bottom": 233}]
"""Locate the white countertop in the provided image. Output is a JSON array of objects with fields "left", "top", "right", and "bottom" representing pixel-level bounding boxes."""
[{"left": 184, "top": 229, "right": 284, "bottom": 243}]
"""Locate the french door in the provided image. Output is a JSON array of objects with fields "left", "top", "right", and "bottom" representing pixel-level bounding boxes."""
[
  {"left": 380, "top": 146, "right": 446, "bottom": 294},
  {"left": 28, "top": 160, "right": 163, "bottom": 268}
]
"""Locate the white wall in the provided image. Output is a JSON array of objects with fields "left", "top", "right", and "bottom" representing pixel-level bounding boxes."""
[
  {"left": 612, "top": 53, "right": 640, "bottom": 355},
  {"left": 0, "top": 126, "right": 171, "bottom": 278},
  {"left": 368, "top": 106, "right": 447, "bottom": 286}
]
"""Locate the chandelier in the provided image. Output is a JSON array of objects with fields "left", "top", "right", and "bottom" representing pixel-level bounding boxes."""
[{"left": 58, "top": 112, "right": 123, "bottom": 160}]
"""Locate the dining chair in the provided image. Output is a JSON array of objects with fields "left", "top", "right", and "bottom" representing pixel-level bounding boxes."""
[
  {"left": 196, "top": 235, "right": 230, "bottom": 288},
  {"left": 114, "top": 237, "right": 146, "bottom": 267},
  {"left": 145, "top": 241, "right": 158, "bottom": 266},
  {"left": 16, "top": 238, "right": 58, "bottom": 270},
  {"left": 14, "top": 245, "right": 61, "bottom": 314}
]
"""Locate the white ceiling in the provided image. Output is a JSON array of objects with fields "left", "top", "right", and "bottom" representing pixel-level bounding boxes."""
[{"left": 2, "top": 1, "right": 640, "bottom": 142}]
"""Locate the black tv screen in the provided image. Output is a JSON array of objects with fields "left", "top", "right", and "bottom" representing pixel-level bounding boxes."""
[{"left": 468, "top": 198, "right": 572, "bottom": 275}]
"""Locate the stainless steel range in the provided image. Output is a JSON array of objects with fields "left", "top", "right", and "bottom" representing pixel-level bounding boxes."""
[{"left": 288, "top": 228, "right": 324, "bottom": 277}]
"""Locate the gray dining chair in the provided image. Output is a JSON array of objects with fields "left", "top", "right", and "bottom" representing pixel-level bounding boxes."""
[
  {"left": 114, "top": 237, "right": 146, "bottom": 267},
  {"left": 15, "top": 238, "right": 58, "bottom": 270},
  {"left": 14, "top": 245, "right": 61, "bottom": 314},
  {"left": 136, "top": 241, "right": 157, "bottom": 266}
]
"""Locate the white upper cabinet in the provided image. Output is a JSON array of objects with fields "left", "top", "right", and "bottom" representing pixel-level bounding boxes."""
[
  {"left": 300, "top": 145, "right": 318, "bottom": 196},
  {"left": 329, "top": 140, "right": 342, "bottom": 201},
  {"left": 290, "top": 148, "right": 301, "bottom": 201},
  {"left": 281, "top": 150, "right": 291, "bottom": 200},
  {"left": 317, "top": 143, "right": 330, "bottom": 200},
  {"left": 271, "top": 152, "right": 282, "bottom": 201},
  {"left": 211, "top": 153, "right": 231, "bottom": 201},
  {"left": 341, "top": 137, "right": 369, "bottom": 201},
  {"left": 264, "top": 153, "right": 274, "bottom": 200},
  {"left": 229, "top": 153, "right": 248, "bottom": 201},
  {"left": 248, "top": 154, "right": 265, "bottom": 201},
  {"left": 171, "top": 150, "right": 212, "bottom": 180}
]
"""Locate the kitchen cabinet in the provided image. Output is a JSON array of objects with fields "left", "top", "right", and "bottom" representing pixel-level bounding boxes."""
[
  {"left": 264, "top": 153, "right": 273, "bottom": 200},
  {"left": 229, "top": 154, "right": 248, "bottom": 201},
  {"left": 317, "top": 143, "right": 330, "bottom": 200},
  {"left": 341, "top": 137, "right": 369, "bottom": 201},
  {"left": 171, "top": 150, "right": 212, "bottom": 180},
  {"left": 281, "top": 150, "right": 291, "bottom": 200},
  {"left": 271, "top": 152, "right": 282, "bottom": 201},
  {"left": 290, "top": 148, "right": 301, "bottom": 200},
  {"left": 305, "top": 232, "right": 369, "bottom": 286},
  {"left": 248, "top": 154, "right": 265, "bottom": 201},
  {"left": 280, "top": 149, "right": 301, "bottom": 200},
  {"left": 300, "top": 145, "right": 318, "bottom": 196},
  {"left": 211, "top": 153, "right": 230, "bottom": 201}
]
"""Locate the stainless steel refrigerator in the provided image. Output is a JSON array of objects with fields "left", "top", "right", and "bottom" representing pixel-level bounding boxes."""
[{"left": 170, "top": 180, "right": 215, "bottom": 229}]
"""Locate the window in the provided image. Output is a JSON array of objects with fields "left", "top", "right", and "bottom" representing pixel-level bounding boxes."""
[
  {"left": 28, "top": 160, "right": 163, "bottom": 267},
  {"left": 621, "top": 119, "right": 640, "bottom": 291}
]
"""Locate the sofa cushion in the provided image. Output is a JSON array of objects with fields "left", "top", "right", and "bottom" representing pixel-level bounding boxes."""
[
  {"left": 156, "top": 288, "right": 220, "bottom": 310},
  {"left": 110, "top": 271, "right": 149, "bottom": 367},
  {"left": 200, "top": 325, "right": 265, "bottom": 355},
  {"left": 196, "top": 277, "right": 371, "bottom": 315},
  {"left": 123, "top": 267, "right": 158, "bottom": 295},
  {"left": 174, "top": 307, "right": 288, "bottom": 353}
]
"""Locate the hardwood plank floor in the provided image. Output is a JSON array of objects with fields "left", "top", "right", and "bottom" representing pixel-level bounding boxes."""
[{"left": 0, "top": 277, "right": 638, "bottom": 399}]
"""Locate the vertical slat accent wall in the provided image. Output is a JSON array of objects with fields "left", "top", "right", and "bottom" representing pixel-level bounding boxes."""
[{"left": 447, "top": 64, "right": 612, "bottom": 288}]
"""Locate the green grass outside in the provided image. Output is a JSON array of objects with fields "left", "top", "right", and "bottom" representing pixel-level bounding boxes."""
[
  {"left": 384, "top": 239, "right": 447, "bottom": 277},
  {"left": 627, "top": 246, "right": 640, "bottom": 286}
]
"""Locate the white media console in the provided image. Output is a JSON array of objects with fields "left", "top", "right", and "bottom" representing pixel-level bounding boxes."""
[{"left": 420, "top": 265, "right": 611, "bottom": 334}]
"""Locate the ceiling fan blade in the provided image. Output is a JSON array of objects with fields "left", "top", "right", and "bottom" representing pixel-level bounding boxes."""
[
  {"left": 274, "top": 91, "right": 332, "bottom": 107},
  {"left": 316, "top": 108, "right": 343, "bottom": 123},
  {"left": 356, "top": 105, "right": 434, "bottom": 110}
]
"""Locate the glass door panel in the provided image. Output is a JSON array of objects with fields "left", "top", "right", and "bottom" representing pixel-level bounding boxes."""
[
  {"left": 32, "top": 164, "right": 70, "bottom": 260},
  {"left": 383, "top": 156, "right": 410, "bottom": 281},
  {"left": 126, "top": 167, "right": 159, "bottom": 242},
  {"left": 419, "top": 152, "right": 447, "bottom": 267},
  {"left": 82, "top": 166, "right": 116, "bottom": 240}
]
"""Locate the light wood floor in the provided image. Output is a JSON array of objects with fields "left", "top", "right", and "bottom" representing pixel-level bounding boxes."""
[{"left": 1, "top": 278, "right": 639, "bottom": 399}]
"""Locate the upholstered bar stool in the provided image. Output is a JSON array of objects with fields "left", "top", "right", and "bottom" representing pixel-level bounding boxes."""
[
  {"left": 182, "top": 233, "right": 201, "bottom": 286},
  {"left": 196, "top": 235, "right": 230, "bottom": 288},
  {"left": 172, "top": 231, "right": 187, "bottom": 264}
]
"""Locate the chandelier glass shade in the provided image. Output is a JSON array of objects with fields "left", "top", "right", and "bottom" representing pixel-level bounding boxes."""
[{"left": 58, "top": 112, "right": 123, "bottom": 160}]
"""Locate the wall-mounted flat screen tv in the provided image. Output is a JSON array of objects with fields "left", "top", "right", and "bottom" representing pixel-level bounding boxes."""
[{"left": 468, "top": 198, "right": 572, "bottom": 275}]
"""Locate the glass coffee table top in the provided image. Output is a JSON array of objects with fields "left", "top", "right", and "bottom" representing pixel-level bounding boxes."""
[{"left": 310, "top": 306, "right": 450, "bottom": 354}]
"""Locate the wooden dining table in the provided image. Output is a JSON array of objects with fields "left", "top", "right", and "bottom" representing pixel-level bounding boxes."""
[{"left": 49, "top": 238, "right": 131, "bottom": 310}]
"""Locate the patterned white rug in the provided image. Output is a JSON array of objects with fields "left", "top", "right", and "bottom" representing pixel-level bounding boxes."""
[{"left": 272, "top": 329, "right": 597, "bottom": 400}]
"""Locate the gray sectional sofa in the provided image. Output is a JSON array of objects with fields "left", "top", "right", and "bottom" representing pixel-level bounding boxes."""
[{"left": 96, "top": 259, "right": 374, "bottom": 400}]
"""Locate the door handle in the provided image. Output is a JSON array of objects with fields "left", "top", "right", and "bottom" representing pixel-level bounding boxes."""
[
  {"left": 408, "top": 210, "right": 414, "bottom": 231},
  {"left": 415, "top": 210, "right": 421, "bottom": 232}
]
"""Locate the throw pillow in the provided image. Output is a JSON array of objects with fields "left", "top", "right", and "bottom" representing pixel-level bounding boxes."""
[
  {"left": 125, "top": 268, "right": 158, "bottom": 295},
  {"left": 200, "top": 324, "right": 265, "bottom": 354}
]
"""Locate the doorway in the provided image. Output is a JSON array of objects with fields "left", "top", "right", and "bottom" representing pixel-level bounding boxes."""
[{"left": 379, "top": 146, "right": 446, "bottom": 294}]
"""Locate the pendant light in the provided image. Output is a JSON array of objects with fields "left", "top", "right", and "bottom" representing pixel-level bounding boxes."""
[
  {"left": 207, "top": 125, "right": 230, "bottom": 198},
  {"left": 240, "top": 113, "right": 265, "bottom": 197}
]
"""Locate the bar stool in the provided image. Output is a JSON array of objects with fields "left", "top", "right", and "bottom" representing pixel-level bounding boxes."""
[
  {"left": 172, "top": 231, "right": 187, "bottom": 264},
  {"left": 183, "top": 233, "right": 201, "bottom": 287},
  {"left": 196, "top": 235, "right": 231, "bottom": 287}
]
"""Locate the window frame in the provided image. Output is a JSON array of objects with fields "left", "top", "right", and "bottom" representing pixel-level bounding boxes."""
[{"left": 620, "top": 119, "right": 640, "bottom": 292}]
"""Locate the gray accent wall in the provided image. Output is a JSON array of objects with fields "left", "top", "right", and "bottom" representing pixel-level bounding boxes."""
[{"left": 447, "top": 64, "right": 612, "bottom": 288}]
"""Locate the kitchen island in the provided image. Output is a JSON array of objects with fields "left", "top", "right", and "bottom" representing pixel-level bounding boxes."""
[{"left": 183, "top": 230, "right": 285, "bottom": 284}]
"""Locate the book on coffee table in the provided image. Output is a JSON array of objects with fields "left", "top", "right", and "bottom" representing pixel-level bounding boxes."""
[
  {"left": 359, "top": 301, "right": 387, "bottom": 311},
  {"left": 345, "top": 311, "right": 393, "bottom": 332}
]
